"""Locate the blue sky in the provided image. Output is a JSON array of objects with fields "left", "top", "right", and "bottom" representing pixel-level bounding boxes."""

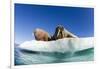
[{"left": 15, "top": 3, "right": 94, "bottom": 44}]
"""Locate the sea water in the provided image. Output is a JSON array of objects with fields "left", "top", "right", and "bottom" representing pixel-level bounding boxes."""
[
  {"left": 14, "top": 37, "right": 94, "bottom": 65},
  {"left": 15, "top": 46, "right": 94, "bottom": 65}
]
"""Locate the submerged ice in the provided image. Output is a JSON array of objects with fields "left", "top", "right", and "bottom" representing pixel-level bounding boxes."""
[{"left": 15, "top": 37, "right": 94, "bottom": 65}]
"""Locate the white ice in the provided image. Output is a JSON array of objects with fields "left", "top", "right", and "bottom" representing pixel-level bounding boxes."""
[{"left": 19, "top": 37, "right": 94, "bottom": 53}]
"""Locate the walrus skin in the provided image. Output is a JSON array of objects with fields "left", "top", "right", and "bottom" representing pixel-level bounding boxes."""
[{"left": 34, "top": 25, "right": 77, "bottom": 41}]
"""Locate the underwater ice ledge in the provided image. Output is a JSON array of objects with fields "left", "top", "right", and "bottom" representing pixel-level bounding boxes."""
[{"left": 19, "top": 37, "right": 94, "bottom": 53}]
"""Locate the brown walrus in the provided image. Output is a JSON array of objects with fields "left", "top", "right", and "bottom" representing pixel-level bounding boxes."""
[
  {"left": 33, "top": 28, "right": 51, "bottom": 41},
  {"left": 33, "top": 25, "right": 77, "bottom": 41}
]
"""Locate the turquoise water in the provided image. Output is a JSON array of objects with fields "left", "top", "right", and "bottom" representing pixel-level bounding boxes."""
[{"left": 15, "top": 46, "right": 94, "bottom": 65}]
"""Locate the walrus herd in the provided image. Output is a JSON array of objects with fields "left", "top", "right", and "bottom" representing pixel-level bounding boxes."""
[{"left": 33, "top": 25, "right": 77, "bottom": 41}]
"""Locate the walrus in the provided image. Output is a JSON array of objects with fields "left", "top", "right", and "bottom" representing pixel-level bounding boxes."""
[
  {"left": 33, "top": 25, "right": 77, "bottom": 41},
  {"left": 33, "top": 28, "right": 51, "bottom": 41},
  {"left": 52, "top": 25, "right": 77, "bottom": 40}
]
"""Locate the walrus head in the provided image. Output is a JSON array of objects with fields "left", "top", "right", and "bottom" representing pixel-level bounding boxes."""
[
  {"left": 53, "top": 25, "right": 65, "bottom": 39},
  {"left": 56, "top": 25, "right": 64, "bottom": 32}
]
